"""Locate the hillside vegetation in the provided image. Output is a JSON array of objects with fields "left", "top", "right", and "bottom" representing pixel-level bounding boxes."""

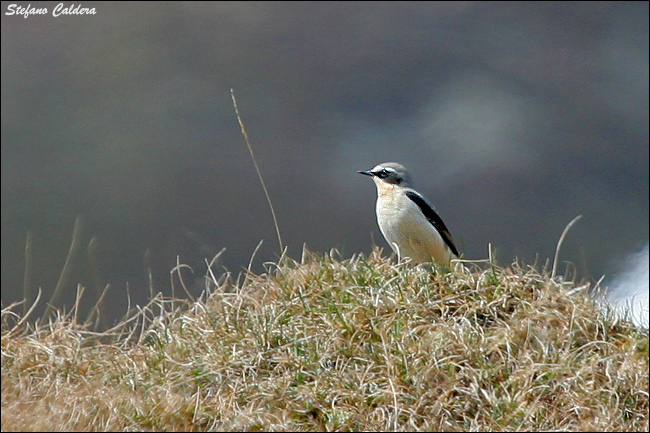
[{"left": 2, "top": 249, "right": 648, "bottom": 431}]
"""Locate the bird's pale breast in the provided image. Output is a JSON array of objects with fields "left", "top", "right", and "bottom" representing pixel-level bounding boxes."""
[{"left": 375, "top": 186, "right": 453, "bottom": 265}]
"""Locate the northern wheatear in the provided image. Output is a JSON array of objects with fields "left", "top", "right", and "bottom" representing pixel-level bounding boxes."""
[{"left": 359, "top": 162, "right": 459, "bottom": 266}]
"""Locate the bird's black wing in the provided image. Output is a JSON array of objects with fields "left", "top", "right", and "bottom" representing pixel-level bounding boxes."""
[{"left": 405, "top": 190, "right": 459, "bottom": 257}]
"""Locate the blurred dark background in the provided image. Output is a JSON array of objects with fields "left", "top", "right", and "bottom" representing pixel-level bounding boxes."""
[{"left": 2, "top": 2, "right": 648, "bottom": 324}]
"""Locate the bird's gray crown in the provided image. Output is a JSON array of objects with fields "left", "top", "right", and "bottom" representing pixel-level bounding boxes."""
[{"left": 360, "top": 162, "right": 413, "bottom": 187}]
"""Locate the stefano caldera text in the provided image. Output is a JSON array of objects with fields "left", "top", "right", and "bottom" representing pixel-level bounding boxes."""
[{"left": 5, "top": 3, "right": 96, "bottom": 18}]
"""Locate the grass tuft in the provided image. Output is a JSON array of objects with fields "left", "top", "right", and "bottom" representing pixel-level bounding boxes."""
[{"left": 2, "top": 248, "right": 648, "bottom": 431}]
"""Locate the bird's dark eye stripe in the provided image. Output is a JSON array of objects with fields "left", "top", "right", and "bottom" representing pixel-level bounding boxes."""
[{"left": 377, "top": 169, "right": 390, "bottom": 178}]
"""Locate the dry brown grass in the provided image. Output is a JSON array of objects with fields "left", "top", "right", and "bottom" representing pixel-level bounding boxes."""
[{"left": 2, "top": 249, "right": 648, "bottom": 431}]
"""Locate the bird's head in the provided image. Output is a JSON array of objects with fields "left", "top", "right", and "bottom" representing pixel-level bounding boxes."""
[{"left": 358, "top": 162, "right": 413, "bottom": 187}]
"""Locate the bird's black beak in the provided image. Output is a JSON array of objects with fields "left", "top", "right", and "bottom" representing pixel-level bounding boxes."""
[{"left": 358, "top": 169, "right": 373, "bottom": 176}]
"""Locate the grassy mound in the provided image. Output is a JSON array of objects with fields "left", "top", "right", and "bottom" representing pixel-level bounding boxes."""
[{"left": 2, "top": 249, "right": 648, "bottom": 431}]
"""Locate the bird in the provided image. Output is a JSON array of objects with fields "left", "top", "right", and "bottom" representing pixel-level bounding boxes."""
[{"left": 358, "top": 162, "right": 459, "bottom": 266}]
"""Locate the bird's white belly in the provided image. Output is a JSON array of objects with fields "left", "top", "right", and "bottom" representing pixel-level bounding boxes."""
[{"left": 376, "top": 197, "right": 452, "bottom": 265}]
